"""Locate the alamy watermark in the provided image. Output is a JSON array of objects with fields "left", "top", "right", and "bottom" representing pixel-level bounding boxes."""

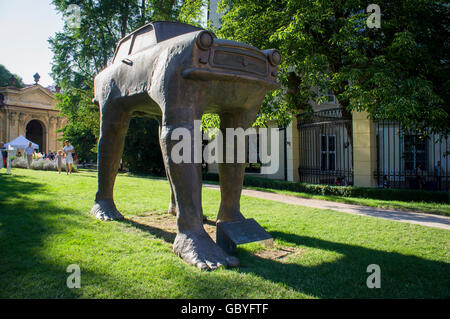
[
  {"left": 366, "top": 264, "right": 381, "bottom": 288},
  {"left": 366, "top": 4, "right": 381, "bottom": 29},
  {"left": 66, "top": 4, "right": 81, "bottom": 29},
  {"left": 168, "top": 120, "right": 280, "bottom": 174},
  {"left": 66, "top": 264, "right": 81, "bottom": 288}
]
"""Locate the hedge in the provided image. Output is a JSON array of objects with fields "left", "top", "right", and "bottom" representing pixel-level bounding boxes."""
[
  {"left": 11, "top": 157, "right": 78, "bottom": 172},
  {"left": 202, "top": 173, "right": 449, "bottom": 204}
]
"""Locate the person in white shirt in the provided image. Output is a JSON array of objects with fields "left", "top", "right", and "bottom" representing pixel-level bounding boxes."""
[
  {"left": 63, "top": 140, "right": 75, "bottom": 175},
  {"left": 24, "top": 142, "right": 35, "bottom": 168}
]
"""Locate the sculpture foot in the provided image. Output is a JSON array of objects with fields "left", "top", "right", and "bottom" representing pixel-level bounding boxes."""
[
  {"left": 216, "top": 210, "right": 246, "bottom": 224},
  {"left": 91, "top": 199, "right": 124, "bottom": 221},
  {"left": 173, "top": 229, "right": 240, "bottom": 270}
]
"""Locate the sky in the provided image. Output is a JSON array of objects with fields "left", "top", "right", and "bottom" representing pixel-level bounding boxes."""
[{"left": 0, "top": 1, "right": 64, "bottom": 87}]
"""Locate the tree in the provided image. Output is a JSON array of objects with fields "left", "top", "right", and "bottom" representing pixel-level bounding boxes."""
[
  {"left": 49, "top": 0, "right": 205, "bottom": 169},
  {"left": 123, "top": 117, "right": 165, "bottom": 175},
  {"left": 218, "top": 0, "right": 449, "bottom": 135},
  {"left": 0, "top": 64, "right": 24, "bottom": 88}
]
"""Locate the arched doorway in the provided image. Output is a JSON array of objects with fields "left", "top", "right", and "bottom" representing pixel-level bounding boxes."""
[{"left": 26, "top": 120, "right": 45, "bottom": 153}]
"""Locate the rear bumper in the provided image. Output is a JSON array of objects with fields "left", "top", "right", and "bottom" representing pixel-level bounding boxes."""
[{"left": 182, "top": 67, "right": 280, "bottom": 90}]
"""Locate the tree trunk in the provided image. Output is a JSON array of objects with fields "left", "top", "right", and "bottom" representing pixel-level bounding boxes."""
[
  {"left": 141, "top": 0, "right": 146, "bottom": 24},
  {"left": 121, "top": 0, "right": 130, "bottom": 38}
]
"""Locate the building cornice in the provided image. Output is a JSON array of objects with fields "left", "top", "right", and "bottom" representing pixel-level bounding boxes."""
[
  {"left": 0, "top": 84, "right": 55, "bottom": 99},
  {"left": 4, "top": 104, "right": 60, "bottom": 113}
]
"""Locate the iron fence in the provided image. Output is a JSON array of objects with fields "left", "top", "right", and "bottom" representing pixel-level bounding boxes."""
[
  {"left": 297, "top": 108, "right": 353, "bottom": 185},
  {"left": 297, "top": 109, "right": 449, "bottom": 191},
  {"left": 375, "top": 120, "right": 449, "bottom": 191}
]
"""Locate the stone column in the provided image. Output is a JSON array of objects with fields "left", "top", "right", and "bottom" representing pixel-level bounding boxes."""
[
  {"left": 352, "top": 111, "right": 377, "bottom": 187},
  {"left": 49, "top": 116, "right": 57, "bottom": 152},
  {"left": 0, "top": 111, "right": 5, "bottom": 142},
  {"left": 44, "top": 118, "right": 49, "bottom": 154},
  {"left": 287, "top": 116, "right": 300, "bottom": 182},
  {"left": 8, "top": 111, "right": 18, "bottom": 141},
  {"left": 18, "top": 113, "right": 27, "bottom": 136},
  {"left": 56, "top": 118, "right": 64, "bottom": 150}
]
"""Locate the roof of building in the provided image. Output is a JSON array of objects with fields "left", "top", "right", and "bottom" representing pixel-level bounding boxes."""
[
  {"left": 0, "top": 84, "right": 58, "bottom": 110},
  {"left": 0, "top": 83, "right": 56, "bottom": 97}
]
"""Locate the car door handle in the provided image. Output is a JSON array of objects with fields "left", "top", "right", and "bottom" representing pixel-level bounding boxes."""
[{"left": 122, "top": 58, "right": 133, "bottom": 66}]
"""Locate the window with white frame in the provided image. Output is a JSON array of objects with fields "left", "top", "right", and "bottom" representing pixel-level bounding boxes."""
[
  {"left": 404, "top": 135, "right": 427, "bottom": 171},
  {"left": 318, "top": 88, "right": 336, "bottom": 104},
  {"left": 320, "top": 135, "right": 336, "bottom": 171},
  {"left": 245, "top": 130, "right": 261, "bottom": 173}
]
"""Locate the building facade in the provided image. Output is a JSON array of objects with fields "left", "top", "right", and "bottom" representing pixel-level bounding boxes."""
[
  {"left": 0, "top": 84, "right": 66, "bottom": 153},
  {"left": 296, "top": 107, "right": 449, "bottom": 191},
  {"left": 207, "top": 1, "right": 450, "bottom": 191}
]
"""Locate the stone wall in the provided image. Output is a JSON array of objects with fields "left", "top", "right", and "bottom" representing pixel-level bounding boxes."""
[{"left": 0, "top": 85, "right": 66, "bottom": 153}]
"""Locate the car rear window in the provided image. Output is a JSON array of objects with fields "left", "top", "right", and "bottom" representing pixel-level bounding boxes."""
[
  {"left": 131, "top": 25, "right": 156, "bottom": 55},
  {"left": 114, "top": 38, "right": 131, "bottom": 62}
]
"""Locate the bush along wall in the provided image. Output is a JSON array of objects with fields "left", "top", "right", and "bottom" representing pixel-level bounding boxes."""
[
  {"left": 202, "top": 173, "right": 449, "bottom": 204},
  {"left": 12, "top": 157, "right": 78, "bottom": 172}
]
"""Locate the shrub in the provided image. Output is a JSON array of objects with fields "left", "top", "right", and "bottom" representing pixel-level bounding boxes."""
[
  {"left": 11, "top": 157, "right": 77, "bottom": 172},
  {"left": 11, "top": 157, "right": 27, "bottom": 168},
  {"left": 43, "top": 160, "right": 56, "bottom": 171},
  {"left": 202, "top": 173, "right": 449, "bottom": 204},
  {"left": 31, "top": 159, "right": 46, "bottom": 170}
]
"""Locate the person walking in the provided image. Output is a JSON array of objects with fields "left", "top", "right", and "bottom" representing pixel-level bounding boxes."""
[
  {"left": 434, "top": 161, "right": 444, "bottom": 190},
  {"left": 25, "top": 142, "right": 35, "bottom": 168},
  {"left": 415, "top": 164, "right": 425, "bottom": 190},
  {"left": 63, "top": 140, "right": 75, "bottom": 175}
]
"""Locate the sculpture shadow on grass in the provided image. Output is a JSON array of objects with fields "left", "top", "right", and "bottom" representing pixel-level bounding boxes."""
[
  {"left": 0, "top": 176, "right": 81, "bottom": 297},
  {"left": 0, "top": 176, "right": 142, "bottom": 298},
  {"left": 123, "top": 218, "right": 449, "bottom": 298},
  {"left": 121, "top": 218, "right": 177, "bottom": 243},
  {"left": 1, "top": 177, "right": 275, "bottom": 298},
  {"left": 0, "top": 174, "right": 45, "bottom": 198},
  {"left": 2, "top": 175, "right": 447, "bottom": 298},
  {"left": 234, "top": 231, "right": 450, "bottom": 298}
]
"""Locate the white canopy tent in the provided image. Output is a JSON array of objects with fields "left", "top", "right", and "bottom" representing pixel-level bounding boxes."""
[{"left": 5, "top": 135, "right": 39, "bottom": 149}]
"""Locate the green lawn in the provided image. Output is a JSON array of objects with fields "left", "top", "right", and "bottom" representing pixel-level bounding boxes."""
[{"left": 0, "top": 168, "right": 449, "bottom": 298}]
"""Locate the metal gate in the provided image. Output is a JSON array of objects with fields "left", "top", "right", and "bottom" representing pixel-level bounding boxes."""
[{"left": 297, "top": 108, "right": 353, "bottom": 185}]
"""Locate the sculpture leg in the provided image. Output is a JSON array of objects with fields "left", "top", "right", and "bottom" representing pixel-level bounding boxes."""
[
  {"left": 159, "top": 124, "right": 177, "bottom": 216},
  {"left": 167, "top": 177, "right": 178, "bottom": 216},
  {"left": 159, "top": 112, "right": 239, "bottom": 270},
  {"left": 167, "top": 165, "right": 206, "bottom": 219},
  {"left": 216, "top": 112, "right": 253, "bottom": 223},
  {"left": 91, "top": 103, "right": 131, "bottom": 221}
]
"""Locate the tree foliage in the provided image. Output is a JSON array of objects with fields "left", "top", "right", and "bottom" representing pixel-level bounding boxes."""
[
  {"left": 0, "top": 64, "right": 25, "bottom": 88},
  {"left": 218, "top": 0, "right": 449, "bottom": 134},
  {"left": 123, "top": 117, "right": 165, "bottom": 175}
]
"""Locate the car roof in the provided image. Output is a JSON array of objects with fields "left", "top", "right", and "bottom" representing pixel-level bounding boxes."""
[
  {"left": 115, "top": 21, "right": 206, "bottom": 48},
  {"left": 112, "top": 21, "right": 210, "bottom": 61}
]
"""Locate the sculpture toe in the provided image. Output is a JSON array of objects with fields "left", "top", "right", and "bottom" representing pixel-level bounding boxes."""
[
  {"left": 173, "top": 230, "right": 239, "bottom": 270},
  {"left": 91, "top": 199, "right": 124, "bottom": 221}
]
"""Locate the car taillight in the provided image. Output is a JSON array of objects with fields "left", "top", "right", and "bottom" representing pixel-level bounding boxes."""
[
  {"left": 267, "top": 49, "right": 281, "bottom": 66},
  {"left": 196, "top": 31, "right": 214, "bottom": 50}
]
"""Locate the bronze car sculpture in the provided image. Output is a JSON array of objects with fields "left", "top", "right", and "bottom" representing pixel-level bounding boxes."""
[{"left": 91, "top": 21, "right": 281, "bottom": 270}]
